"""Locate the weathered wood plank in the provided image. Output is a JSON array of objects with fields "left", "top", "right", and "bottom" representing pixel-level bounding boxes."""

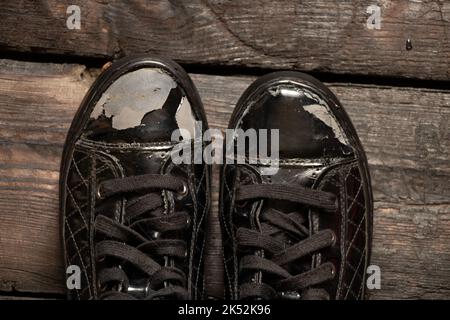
[
  {"left": 1, "top": 1, "right": 450, "bottom": 80},
  {"left": 0, "top": 60, "right": 94, "bottom": 294},
  {"left": 0, "top": 59, "right": 449, "bottom": 299}
]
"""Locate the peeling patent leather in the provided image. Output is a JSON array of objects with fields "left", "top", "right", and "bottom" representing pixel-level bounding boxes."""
[
  {"left": 60, "top": 56, "right": 210, "bottom": 300},
  {"left": 86, "top": 87, "right": 181, "bottom": 142},
  {"left": 220, "top": 72, "right": 373, "bottom": 300}
]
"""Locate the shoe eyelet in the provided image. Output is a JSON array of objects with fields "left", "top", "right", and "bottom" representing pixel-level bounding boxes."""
[
  {"left": 177, "top": 181, "right": 189, "bottom": 199},
  {"left": 96, "top": 183, "right": 105, "bottom": 200},
  {"left": 279, "top": 291, "right": 301, "bottom": 300},
  {"left": 116, "top": 281, "right": 124, "bottom": 292},
  {"left": 333, "top": 196, "right": 339, "bottom": 211},
  {"left": 150, "top": 231, "right": 161, "bottom": 239},
  {"left": 328, "top": 230, "right": 337, "bottom": 246},
  {"left": 329, "top": 263, "right": 336, "bottom": 278},
  {"left": 185, "top": 216, "right": 191, "bottom": 229}
]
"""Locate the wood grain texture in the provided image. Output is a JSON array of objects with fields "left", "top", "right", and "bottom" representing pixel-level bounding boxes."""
[
  {"left": 0, "top": 60, "right": 94, "bottom": 294},
  {"left": 0, "top": 59, "right": 449, "bottom": 299},
  {"left": 1, "top": 1, "right": 450, "bottom": 80}
]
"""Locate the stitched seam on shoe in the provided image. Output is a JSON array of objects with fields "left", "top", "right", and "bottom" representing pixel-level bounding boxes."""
[
  {"left": 65, "top": 219, "right": 92, "bottom": 297},
  {"left": 343, "top": 247, "right": 366, "bottom": 299}
]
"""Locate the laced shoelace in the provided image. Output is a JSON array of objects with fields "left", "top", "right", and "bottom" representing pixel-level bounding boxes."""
[
  {"left": 235, "top": 183, "right": 338, "bottom": 300},
  {"left": 94, "top": 173, "right": 190, "bottom": 300}
]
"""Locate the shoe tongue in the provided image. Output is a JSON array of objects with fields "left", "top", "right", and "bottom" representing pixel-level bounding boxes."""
[{"left": 86, "top": 87, "right": 182, "bottom": 143}]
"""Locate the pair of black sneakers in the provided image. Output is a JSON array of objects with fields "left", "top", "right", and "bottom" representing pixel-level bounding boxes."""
[{"left": 60, "top": 56, "right": 373, "bottom": 300}]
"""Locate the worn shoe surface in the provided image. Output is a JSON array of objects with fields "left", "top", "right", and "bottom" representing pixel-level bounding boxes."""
[
  {"left": 220, "top": 72, "right": 373, "bottom": 300},
  {"left": 60, "top": 56, "right": 210, "bottom": 300}
]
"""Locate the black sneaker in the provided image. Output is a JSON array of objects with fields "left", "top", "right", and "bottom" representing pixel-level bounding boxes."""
[
  {"left": 60, "top": 56, "right": 210, "bottom": 300},
  {"left": 220, "top": 71, "right": 373, "bottom": 300}
]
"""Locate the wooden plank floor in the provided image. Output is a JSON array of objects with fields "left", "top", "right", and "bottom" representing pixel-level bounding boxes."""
[
  {"left": 1, "top": 1, "right": 450, "bottom": 80},
  {"left": 0, "top": 59, "right": 449, "bottom": 299}
]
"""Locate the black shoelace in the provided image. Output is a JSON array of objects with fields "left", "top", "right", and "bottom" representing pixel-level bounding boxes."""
[
  {"left": 94, "top": 174, "right": 190, "bottom": 300},
  {"left": 235, "top": 183, "right": 337, "bottom": 300}
]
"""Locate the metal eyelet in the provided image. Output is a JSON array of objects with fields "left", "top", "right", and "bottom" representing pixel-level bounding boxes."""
[
  {"left": 328, "top": 229, "right": 337, "bottom": 246},
  {"left": 333, "top": 196, "right": 339, "bottom": 211},
  {"left": 150, "top": 231, "right": 161, "bottom": 240},
  {"left": 177, "top": 181, "right": 189, "bottom": 199},
  {"left": 185, "top": 216, "right": 191, "bottom": 229},
  {"left": 96, "top": 183, "right": 104, "bottom": 200},
  {"left": 116, "top": 281, "right": 123, "bottom": 292},
  {"left": 279, "top": 291, "right": 301, "bottom": 300},
  {"left": 329, "top": 263, "right": 336, "bottom": 278},
  {"left": 127, "top": 280, "right": 152, "bottom": 298}
]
